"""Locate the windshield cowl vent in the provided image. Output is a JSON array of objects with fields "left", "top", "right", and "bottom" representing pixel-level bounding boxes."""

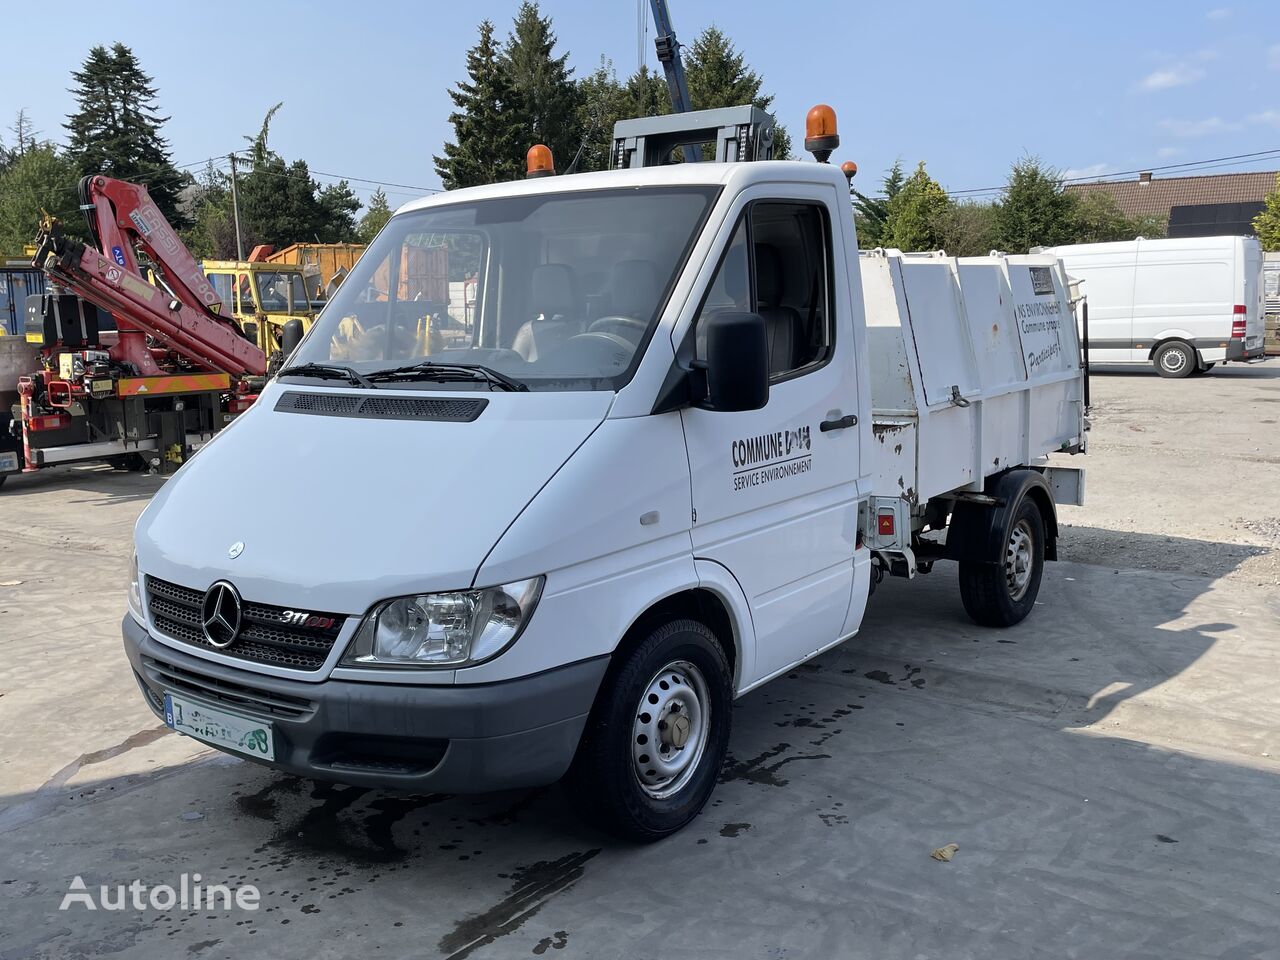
[{"left": 275, "top": 391, "right": 488, "bottom": 422}]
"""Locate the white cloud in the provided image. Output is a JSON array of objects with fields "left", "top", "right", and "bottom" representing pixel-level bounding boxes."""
[
  {"left": 1206, "top": 7, "right": 1231, "bottom": 19},
  {"left": 1269, "top": 44, "right": 1280, "bottom": 70},
  {"left": 1063, "top": 163, "right": 1113, "bottom": 181},
  {"left": 1249, "top": 110, "right": 1280, "bottom": 128},
  {"left": 1159, "top": 116, "right": 1243, "bottom": 137},
  {"left": 1156, "top": 146, "right": 1183, "bottom": 159},
  {"left": 1139, "top": 64, "right": 1206, "bottom": 91}
]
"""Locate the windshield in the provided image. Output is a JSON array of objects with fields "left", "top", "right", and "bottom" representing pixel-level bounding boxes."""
[
  {"left": 255, "top": 271, "right": 309, "bottom": 313},
  {"left": 288, "top": 186, "right": 717, "bottom": 391}
]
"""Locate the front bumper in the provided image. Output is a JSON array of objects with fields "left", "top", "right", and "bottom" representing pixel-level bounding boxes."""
[{"left": 123, "top": 615, "right": 607, "bottom": 792}]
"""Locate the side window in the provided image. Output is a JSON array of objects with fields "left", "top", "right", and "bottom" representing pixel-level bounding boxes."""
[
  {"left": 207, "top": 273, "right": 233, "bottom": 312},
  {"left": 693, "top": 218, "right": 750, "bottom": 362},
  {"left": 750, "top": 201, "right": 832, "bottom": 378},
  {"left": 693, "top": 201, "right": 833, "bottom": 378}
]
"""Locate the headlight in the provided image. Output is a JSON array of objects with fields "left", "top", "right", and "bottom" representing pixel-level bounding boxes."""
[
  {"left": 342, "top": 577, "right": 544, "bottom": 668},
  {"left": 127, "top": 552, "right": 144, "bottom": 623}
]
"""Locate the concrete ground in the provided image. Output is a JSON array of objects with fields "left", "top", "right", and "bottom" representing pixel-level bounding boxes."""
[{"left": 2, "top": 364, "right": 1278, "bottom": 960}]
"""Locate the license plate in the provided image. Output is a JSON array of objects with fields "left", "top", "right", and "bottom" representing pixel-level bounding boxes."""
[
  {"left": 0, "top": 452, "right": 17, "bottom": 474},
  {"left": 163, "top": 692, "right": 274, "bottom": 760}
]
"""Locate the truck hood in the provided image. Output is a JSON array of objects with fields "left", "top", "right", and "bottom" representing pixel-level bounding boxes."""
[{"left": 136, "top": 386, "right": 612, "bottom": 613}]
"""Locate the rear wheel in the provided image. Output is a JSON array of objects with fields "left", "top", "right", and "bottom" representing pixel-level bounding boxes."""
[
  {"left": 566, "top": 618, "right": 732, "bottom": 842},
  {"left": 1153, "top": 341, "right": 1196, "bottom": 379},
  {"left": 958, "top": 496, "right": 1045, "bottom": 627}
]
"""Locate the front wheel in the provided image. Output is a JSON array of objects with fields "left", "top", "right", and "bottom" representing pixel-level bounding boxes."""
[
  {"left": 1154, "top": 341, "right": 1196, "bottom": 379},
  {"left": 566, "top": 618, "right": 733, "bottom": 841},
  {"left": 958, "top": 496, "right": 1045, "bottom": 627}
]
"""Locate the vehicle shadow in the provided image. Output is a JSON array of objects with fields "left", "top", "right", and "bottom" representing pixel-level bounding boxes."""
[
  {"left": 2, "top": 542, "right": 1277, "bottom": 957},
  {"left": 1090, "top": 362, "right": 1280, "bottom": 380}
]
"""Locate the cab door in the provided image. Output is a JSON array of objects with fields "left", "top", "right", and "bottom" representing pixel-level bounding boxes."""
[{"left": 679, "top": 187, "right": 862, "bottom": 687}]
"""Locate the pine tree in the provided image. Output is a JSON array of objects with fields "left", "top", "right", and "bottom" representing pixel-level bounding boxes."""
[
  {"left": 684, "top": 26, "right": 790, "bottom": 159},
  {"left": 884, "top": 162, "right": 950, "bottom": 251},
  {"left": 357, "top": 188, "right": 393, "bottom": 242},
  {"left": 64, "top": 43, "right": 186, "bottom": 226},
  {"left": 1254, "top": 173, "right": 1280, "bottom": 251},
  {"left": 853, "top": 160, "right": 905, "bottom": 248},
  {"left": 434, "top": 21, "right": 526, "bottom": 189},
  {"left": 504, "top": 2, "right": 578, "bottom": 172}
]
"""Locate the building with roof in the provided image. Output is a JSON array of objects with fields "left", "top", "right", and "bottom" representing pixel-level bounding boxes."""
[{"left": 1065, "top": 169, "right": 1278, "bottom": 238}]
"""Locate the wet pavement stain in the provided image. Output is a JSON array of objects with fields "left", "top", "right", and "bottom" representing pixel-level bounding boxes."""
[
  {"left": 532, "top": 930, "right": 569, "bottom": 954},
  {"left": 719, "top": 822, "right": 751, "bottom": 837},
  {"left": 439, "top": 850, "right": 601, "bottom": 959},
  {"left": 719, "top": 743, "right": 832, "bottom": 787}
]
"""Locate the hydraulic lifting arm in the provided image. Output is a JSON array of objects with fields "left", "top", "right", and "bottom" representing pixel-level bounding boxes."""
[
  {"left": 648, "top": 0, "right": 702, "bottom": 162},
  {"left": 33, "top": 176, "right": 267, "bottom": 378}
]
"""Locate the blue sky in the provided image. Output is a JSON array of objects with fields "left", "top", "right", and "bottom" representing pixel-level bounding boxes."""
[{"left": 3, "top": 0, "right": 1277, "bottom": 209}]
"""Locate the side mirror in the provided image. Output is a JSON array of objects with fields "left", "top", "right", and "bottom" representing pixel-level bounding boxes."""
[
  {"left": 699, "top": 310, "right": 769, "bottom": 412},
  {"left": 280, "top": 318, "right": 304, "bottom": 358}
]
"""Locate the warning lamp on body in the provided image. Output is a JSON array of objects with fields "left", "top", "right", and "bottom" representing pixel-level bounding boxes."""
[
  {"left": 877, "top": 511, "right": 895, "bottom": 537},
  {"left": 840, "top": 161, "right": 858, "bottom": 183},
  {"left": 804, "top": 104, "right": 840, "bottom": 163},
  {"left": 526, "top": 144, "right": 555, "bottom": 179}
]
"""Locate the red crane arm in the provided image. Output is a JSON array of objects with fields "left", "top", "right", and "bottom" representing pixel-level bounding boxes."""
[{"left": 34, "top": 176, "right": 267, "bottom": 378}]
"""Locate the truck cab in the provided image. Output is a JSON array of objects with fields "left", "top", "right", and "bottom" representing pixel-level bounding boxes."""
[
  {"left": 202, "top": 261, "right": 316, "bottom": 356},
  {"left": 124, "top": 108, "right": 1084, "bottom": 840}
]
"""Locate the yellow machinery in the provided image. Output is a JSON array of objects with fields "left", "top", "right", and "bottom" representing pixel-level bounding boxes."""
[{"left": 202, "top": 261, "right": 318, "bottom": 355}]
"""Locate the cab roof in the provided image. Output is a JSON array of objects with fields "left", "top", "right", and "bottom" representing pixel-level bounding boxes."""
[{"left": 394, "top": 161, "right": 848, "bottom": 217}]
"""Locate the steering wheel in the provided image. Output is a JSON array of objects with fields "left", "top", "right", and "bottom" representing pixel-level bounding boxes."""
[{"left": 588, "top": 316, "right": 648, "bottom": 342}]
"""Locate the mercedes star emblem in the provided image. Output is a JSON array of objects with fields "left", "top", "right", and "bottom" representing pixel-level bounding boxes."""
[
  {"left": 228, "top": 541, "right": 244, "bottom": 559},
  {"left": 201, "top": 581, "right": 243, "bottom": 649}
]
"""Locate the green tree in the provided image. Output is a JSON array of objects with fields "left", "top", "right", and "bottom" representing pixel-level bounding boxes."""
[
  {"left": 183, "top": 106, "right": 361, "bottom": 256},
  {"left": 935, "top": 201, "right": 1000, "bottom": 256},
  {"left": 183, "top": 162, "right": 236, "bottom": 258},
  {"left": 1070, "top": 191, "right": 1164, "bottom": 244},
  {"left": 684, "top": 26, "right": 790, "bottom": 159},
  {"left": 357, "top": 187, "right": 392, "bottom": 242},
  {"left": 1252, "top": 173, "right": 1280, "bottom": 251},
  {"left": 0, "top": 144, "right": 82, "bottom": 250},
  {"left": 435, "top": 21, "right": 526, "bottom": 189},
  {"left": 568, "top": 57, "right": 628, "bottom": 173},
  {"left": 504, "top": 2, "right": 579, "bottom": 171},
  {"left": 995, "top": 156, "right": 1078, "bottom": 252},
  {"left": 852, "top": 159, "right": 904, "bottom": 248},
  {"left": 64, "top": 43, "right": 187, "bottom": 227},
  {"left": 884, "top": 162, "right": 949, "bottom": 251}
]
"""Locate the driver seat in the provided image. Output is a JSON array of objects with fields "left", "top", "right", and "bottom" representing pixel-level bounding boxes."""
[{"left": 513, "top": 264, "right": 582, "bottom": 361}]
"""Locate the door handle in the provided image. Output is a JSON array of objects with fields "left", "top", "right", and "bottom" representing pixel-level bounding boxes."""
[{"left": 819, "top": 414, "right": 859, "bottom": 432}]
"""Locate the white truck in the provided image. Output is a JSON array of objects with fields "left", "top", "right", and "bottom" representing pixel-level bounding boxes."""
[
  {"left": 1044, "top": 235, "right": 1267, "bottom": 377},
  {"left": 123, "top": 107, "right": 1086, "bottom": 840}
]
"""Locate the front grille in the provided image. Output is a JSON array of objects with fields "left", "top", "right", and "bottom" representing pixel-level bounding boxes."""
[
  {"left": 139, "top": 658, "right": 317, "bottom": 720},
  {"left": 275, "top": 390, "right": 487, "bottom": 422},
  {"left": 145, "top": 575, "right": 347, "bottom": 672}
]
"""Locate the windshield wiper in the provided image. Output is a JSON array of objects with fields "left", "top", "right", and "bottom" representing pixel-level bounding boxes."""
[
  {"left": 365, "top": 361, "right": 529, "bottom": 392},
  {"left": 277, "top": 362, "right": 377, "bottom": 389}
]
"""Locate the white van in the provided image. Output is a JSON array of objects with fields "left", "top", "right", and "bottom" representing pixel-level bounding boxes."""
[
  {"left": 1044, "top": 236, "right": 1266, "bottom": 377},
  {"left": 122, "top": 108, "right": 1086, "bottom": 840}
]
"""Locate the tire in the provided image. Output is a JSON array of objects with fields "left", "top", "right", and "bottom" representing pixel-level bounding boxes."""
[
  {"left": 1153, "top": 341, "right": 1196, "bottom": 379},
  {"left": 958, "top": 496, "right": 1045, "bottom": 628},
  {"left": 566, "top": 618, "right": 733, "bottom": 842}
]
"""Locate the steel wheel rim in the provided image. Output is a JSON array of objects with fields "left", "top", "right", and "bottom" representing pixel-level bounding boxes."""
[
  {"left": 1005, "top": 519, "right": 1035, "bottom": 601},
  {"left": 1162, "top": 349, "right": 1187, "bottom": 373},
  {"left": 632, "top": 660, "right": 711, "bottom": 800}
]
